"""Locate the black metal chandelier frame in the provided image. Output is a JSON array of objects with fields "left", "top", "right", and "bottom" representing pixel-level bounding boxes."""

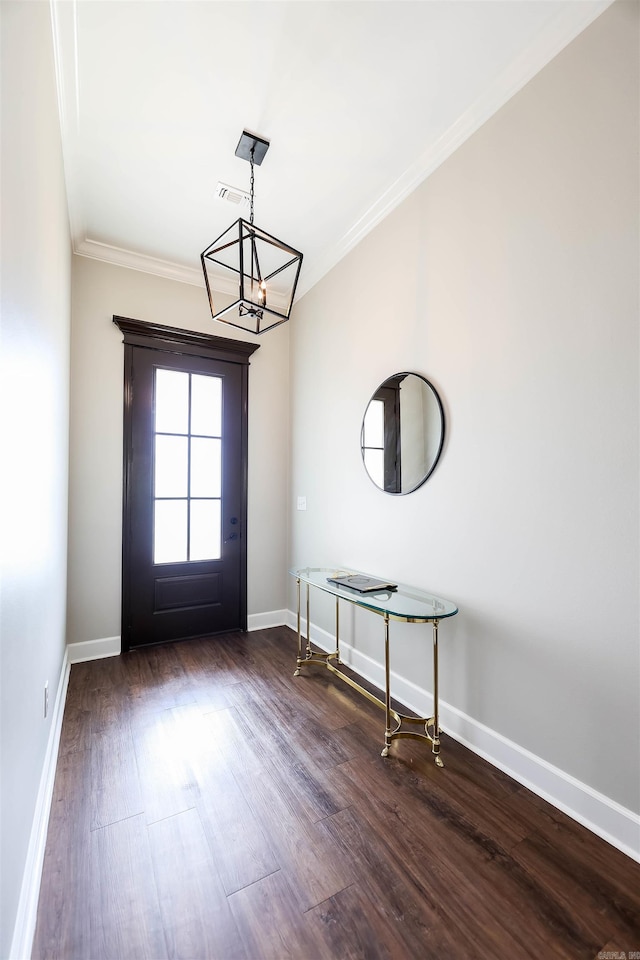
[{"left": 201, "top": 131, "right": 303, "bottom": 335}]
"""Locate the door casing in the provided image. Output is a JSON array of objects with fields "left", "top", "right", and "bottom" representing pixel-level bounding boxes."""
[{"left": 113, "top": 316, "right": 259, "bottom": 651}]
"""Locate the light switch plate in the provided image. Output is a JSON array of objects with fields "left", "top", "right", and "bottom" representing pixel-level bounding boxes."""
[{"left": 297, "top": 496, "right": 307, "bottom": 511}]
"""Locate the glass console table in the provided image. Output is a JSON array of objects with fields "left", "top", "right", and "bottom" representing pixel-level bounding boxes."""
[{"left": 290, "top": 567, "right": 458, "bottom": 766}]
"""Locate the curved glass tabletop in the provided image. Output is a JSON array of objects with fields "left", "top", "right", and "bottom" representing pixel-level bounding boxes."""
[{"left": 290, "top": 567, "right": 458, "bottom": 622}]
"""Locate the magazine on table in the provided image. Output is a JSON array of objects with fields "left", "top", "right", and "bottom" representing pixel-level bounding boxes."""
[{"left": 327, "top": 574, "right": 398, "bottom": 593}]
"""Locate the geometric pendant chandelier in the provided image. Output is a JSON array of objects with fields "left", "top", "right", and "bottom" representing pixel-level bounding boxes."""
[{"left": 201, "top": 130, "right": 304, "bottom": 335}]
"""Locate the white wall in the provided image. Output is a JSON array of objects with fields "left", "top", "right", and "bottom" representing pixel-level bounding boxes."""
[
  {"left": 290, "top": 0, "right": 639, "bottom": 830},
  {"left": 0, "top": 3, "right": 71, "bottom": 956},
  {"left": 67, "top": 257, "right": 290, "bottom": 649}
]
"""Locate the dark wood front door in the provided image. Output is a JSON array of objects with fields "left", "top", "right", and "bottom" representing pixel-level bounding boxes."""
[{"left": 114, "top": 317, "right": 258, "bottom": 650}]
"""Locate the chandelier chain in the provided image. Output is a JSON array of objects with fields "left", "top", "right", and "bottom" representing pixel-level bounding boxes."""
[{"left": 249, "top": 148, "right": 255, "bottom": 226}]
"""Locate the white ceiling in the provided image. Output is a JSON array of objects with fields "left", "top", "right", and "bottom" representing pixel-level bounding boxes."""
[{"left": 51, "top": 0, "right": 612, "bottom": 300}]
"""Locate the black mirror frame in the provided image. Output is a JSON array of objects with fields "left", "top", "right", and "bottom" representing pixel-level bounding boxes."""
[{"left": 360, "top": 371, "right": 445, "bottom": 496}]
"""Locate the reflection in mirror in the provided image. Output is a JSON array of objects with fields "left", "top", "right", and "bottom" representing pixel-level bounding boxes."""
[{"left": 361, "top": 372, "right": 445, "bottom": 495}]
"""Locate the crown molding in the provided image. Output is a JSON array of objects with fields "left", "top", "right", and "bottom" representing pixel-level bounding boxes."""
[
  {"left": 74, "top": 239, "right": 290, "bottom": 310},
  {"left": 50, "top": 0, "right": 86, "bottom": 246},
  {"left": 74, "top": 238, "right": 206, "bottom": 288},
  {"left": 296, "top": 0, "right": 614, "bottom": 299}
]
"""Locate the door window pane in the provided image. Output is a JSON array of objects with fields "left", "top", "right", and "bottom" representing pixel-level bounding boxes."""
[
  {"left": 154, "top": 500, "right": 188, "bottom": 563},
  {"left": 190, "top": 499, "right": 221, "bottom": 561},
  {"left": 191, "top": 374, "right": 222, "bottom": 437},
  {"left": 153, "top": 369, "right": 225, "bottom": 565},
  {"left": 155, "top": 369, "right": 189, "bottom": 434},
  {"left": 155, "top": 436, "right": 188, "bottom": 498},
  {"left": 190, "top": 438, "right": 221, "bottom": 498}
]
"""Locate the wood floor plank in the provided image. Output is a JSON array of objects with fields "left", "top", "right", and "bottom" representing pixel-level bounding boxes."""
[
  {"left": 63, "top": 660, "right": 94, "bottom": 702},
  {"left": 229, "top": 691, "right": 305, "bottom": 764},
  {"left": 264, "top": 695, "right": 358, "bottom": 770},
  {"left": 303, "top": 883, "right": 414, "bottom": 960},
  {"left": 274, "top": 755, "right": 350, "bottom": 824},
  {"left": 173, "top": 636, "right": 256, "bottom": 714},
  {"left": 68, "top": 656, "right": 135, "bottom": 720},
  {"left": 316, "top": 804, "right": 474, "bottom": 959},
  {"left": 125, "top": 643, "right": 196, "bottom": 715},
  {"left": 512, "top": 783, "right": 640, "bottom": 900},
  {"left": 175, "top": 631, "right": 260, "bottom": 688},
  {"left": 32, "top": 751, "right": 93, "bottom": 960},
  {"left": 190, "top": 711, "right": 281, "bottom": 896},
  {"left": 131, "top": 706, "right": 198, "bottom": 825},
  {"left": 510, "top": 828, "right": 640, "bottom": 947},
  {"left": 294, "top": 675, "right": 366, "bottom": 730},
  {"left": 231, "top": 756, "right": 356, "bottom": 911},
  {"left": 363, "top": 743, "right": 533, "bottom": 852},
  {"left": 292, "top": 660, "right": 385, "bottom": 732},
  {"left": 90, "top": 681, "right": 133, "bottom": 737},
  {"left": 322, "top": 717, "right": 384, "bottom": 763},
  {"left": 89, "top": 813, "right": 168, "bottom": 960},
  {"left": 148, "top": 808, "right": 247, "bottom": 960},
  {"left": 228, "top": 870, "right": 323, "bottom": 960},
  {"left": 230, "top": 698, "right": 351, "bottom": 822},
  {"left": 90, "top": 722, "right": 144, "bottom": 830},
  {"left": 56, "top": 704, "right": 93, "bottom": 755},
  {"left": 201, "top": 701, "right": 267, "bottom": 778}
]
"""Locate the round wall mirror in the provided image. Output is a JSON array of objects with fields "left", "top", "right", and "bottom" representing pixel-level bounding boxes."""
[{"left": 360, "top": 372, "right": 445, "bottom": 495}]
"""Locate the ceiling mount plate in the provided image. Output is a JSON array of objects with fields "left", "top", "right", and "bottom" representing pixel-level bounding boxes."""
[{"left": 235, "top": 130, "right": 270, "bottom": 166}]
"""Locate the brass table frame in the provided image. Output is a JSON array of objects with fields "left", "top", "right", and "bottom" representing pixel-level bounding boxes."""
[{"left": 292, "top": 572, "right": 456, "bottom": 766}]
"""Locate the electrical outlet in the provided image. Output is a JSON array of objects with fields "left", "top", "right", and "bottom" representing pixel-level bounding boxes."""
[
  {"left": 44, "top": 682, "right": 49, "bottom": 719},
  {"left": 297, "top": 496, "right": 307, "bottom": 511}
]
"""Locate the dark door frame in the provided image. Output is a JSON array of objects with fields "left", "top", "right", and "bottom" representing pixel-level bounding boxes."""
[{"left": 113, "top": 316, "right": 259, "bottom": 651}]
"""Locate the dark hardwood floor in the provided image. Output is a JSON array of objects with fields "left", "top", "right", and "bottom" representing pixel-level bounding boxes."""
[{"left": 33, "top": 627, "right": 640, "bottom": 959}]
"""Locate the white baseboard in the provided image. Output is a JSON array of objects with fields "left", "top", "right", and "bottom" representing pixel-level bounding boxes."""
[
  {"left": 65, "top": 622, "right": 289, "bottom": 655},
  {"left": 9, "top": 651, "right": 71, "bottom": 960},
  {"left": 247, "top": 610, "right": 287, "bottom": 631},
  {"left": 66, "top": 635, "right": 121, "bottom": 663},
  {"left": 61, "top": 621, "right": 291, "bottom": 659},
  {"left": 286, "top": 610, "right": 640, "bottom": 864}
]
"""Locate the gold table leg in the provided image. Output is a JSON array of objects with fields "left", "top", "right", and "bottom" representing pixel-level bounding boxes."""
[
  {"left": 305, "top": 583, "right": 312, "bottom": 657},
  {"left": 381, "top": 614, "right": 391, "bottom": 757},
  {"left": 294, "top": 577, "right": 302, "bottom": 676},
  {"left": 431, "top": 620, "right": 444, "bottom": 767},
  {"left": 379, "top": 618, "right": 444, "bottom": 767},
  {"left": 294, "top": 580, "right": 315, "bottom": 676}
]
